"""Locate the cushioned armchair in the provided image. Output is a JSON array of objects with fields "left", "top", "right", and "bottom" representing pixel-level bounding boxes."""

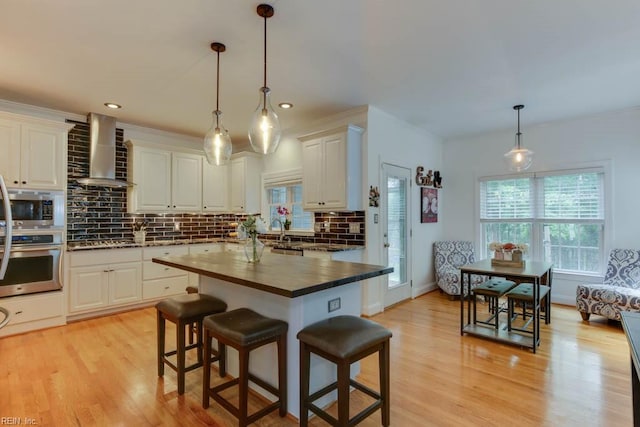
[
  {"left": 433, "top": 241, "right": 485, "bottom": 297},
  {"left": 576, "top": 249, "right": 640, "bottom": 321}
]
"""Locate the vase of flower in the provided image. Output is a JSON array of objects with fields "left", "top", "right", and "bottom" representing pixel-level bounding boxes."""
[
  {"left": 494, "top": 250, "right": 504, "bottom": 260},
  {"left": 244, "top": 235, "right": 265, "bottom": 263},
  {"left": 284, "top": 219, "right": 291, "bottom": 231},
  {"left": 237, "top": 215, "right": 268, "bottom": 263}
]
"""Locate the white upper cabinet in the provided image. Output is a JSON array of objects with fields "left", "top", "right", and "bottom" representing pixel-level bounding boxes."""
[
  {"left": 230, "top": 153, "right": 262, "bottom": 213},
  {"left": 0, "top": 112, "right": 72, "bottom": 190},
  {"left": 202, "top": 159, "right": 229, "bottom": 212},
  {"left": 171, "top": 152, "right": 202, "bottom": 211},
  {"left": 126, "top": 141, "right": 202, "bottom": 212},
  {"left": 299, "top": 125, "right": 363, "bottom": 211}
]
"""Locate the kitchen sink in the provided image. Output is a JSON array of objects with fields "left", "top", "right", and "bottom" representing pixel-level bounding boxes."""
[{"left": 271, "top": 246, "right": 304, "bottom": 256}]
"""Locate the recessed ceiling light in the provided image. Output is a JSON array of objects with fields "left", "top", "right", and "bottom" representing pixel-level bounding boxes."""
[
  {"left": 104, "top": 102, "right": 122, "bottom": 109},
  {"left": 278, "top": 102, "right": 293, "bottom": 109}
]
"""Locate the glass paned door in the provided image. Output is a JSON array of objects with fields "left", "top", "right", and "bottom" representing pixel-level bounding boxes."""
[{"left": 382, "top": 164, "right": 411, "bottom": 307}]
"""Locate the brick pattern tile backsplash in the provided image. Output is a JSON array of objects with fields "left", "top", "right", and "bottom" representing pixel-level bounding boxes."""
[{"left": 66, "top": 119, "right": 364, "bottom": 246}]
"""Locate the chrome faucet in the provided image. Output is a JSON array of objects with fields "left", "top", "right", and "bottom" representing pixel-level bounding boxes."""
[{"left": 271, "top": 218, "right": 288, "bottom": 242}]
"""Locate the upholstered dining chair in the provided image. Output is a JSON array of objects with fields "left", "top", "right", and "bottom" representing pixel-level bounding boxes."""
[
  {"left": 576, "top": 248, "right": 640, "bottom": 321},
  {"left": 433, "top": 241, "right": 485, "bottom": 298}
]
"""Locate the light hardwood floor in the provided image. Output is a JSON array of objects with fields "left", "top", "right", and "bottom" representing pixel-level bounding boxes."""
[{"left": 0, "top": 291, "right": 633, "bottom": 426}]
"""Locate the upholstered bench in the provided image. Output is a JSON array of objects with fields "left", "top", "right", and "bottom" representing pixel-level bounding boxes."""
[
  {"left": 472, "top": 279, "right": 516, "bottom": 329},
  {"left": 506, "top": 282, "right": 551, "bottom": 334}
]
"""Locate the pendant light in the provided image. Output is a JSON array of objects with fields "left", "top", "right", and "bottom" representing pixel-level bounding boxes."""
[
  {"left": 248, "top": 3, "right": 282, "bottom": 155},
  {"left": 504, "top": 104, "right": 534, "bottom": 172},
  {"left": 203, "top": 42, "right": 232, "bottom": 166}
]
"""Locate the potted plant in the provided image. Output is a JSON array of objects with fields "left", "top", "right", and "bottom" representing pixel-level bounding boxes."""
[{"left": 277, "top": 206, "right": 292, "bottom": 230}]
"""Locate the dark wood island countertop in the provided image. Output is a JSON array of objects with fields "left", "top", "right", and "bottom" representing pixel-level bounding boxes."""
[{"left": 153, "top": 251, "right": 393, "bottom": 298}]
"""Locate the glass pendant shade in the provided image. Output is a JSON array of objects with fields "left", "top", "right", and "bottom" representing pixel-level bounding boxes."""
[
  {"left": 504, "top": 146, "right": 534, "bottom": 172},
  {"left": 203, "top": 42, "right": 232, "bottom": 166},
  {"left": 504, "top": 104, "right": 533, "bottom": 172},
  {"left": 248, "top": 87, "right": 281, "bottom": 154},
  {"left": 204, "top": 111, "right": 232, "bottom": 166}
]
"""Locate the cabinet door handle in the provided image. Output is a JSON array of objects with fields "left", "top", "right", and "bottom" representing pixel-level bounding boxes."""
[
  {"left": 13, "top": 181, "right": 18, "bottom": 184},
  {"left": 15, "top": 310, "right": 23, "bottom": 315},
  {"left": 22, "top": 181, "right": 26, "bottom": 185}
]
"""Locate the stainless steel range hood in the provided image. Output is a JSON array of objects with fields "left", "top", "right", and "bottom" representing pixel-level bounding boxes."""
[{"left": 76, "top": 113, "right": 134, "bottom": 188}]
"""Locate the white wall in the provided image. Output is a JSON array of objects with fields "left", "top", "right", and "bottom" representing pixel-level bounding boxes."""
[
  {"left": 363, "top": 106, "right": 444, "bottom": 315},
  {"left": 443, "top": 107, "right": 640, "bottom": 304},
  {"left": 265, "top": 105, "right": 445, "bottom": 315}
]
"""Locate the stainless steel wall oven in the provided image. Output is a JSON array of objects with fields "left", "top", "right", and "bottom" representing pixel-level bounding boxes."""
[
  {"left": 0, "top": 232, "right": 62, "bottom": 297},
  {"left": 0, "top": 176, "right": 64, "bottom": 297}
]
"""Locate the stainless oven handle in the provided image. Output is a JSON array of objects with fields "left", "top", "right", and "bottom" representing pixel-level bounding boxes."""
[
  {"left": 0, "top": 306, "right": 10, "bottom": 330},
  {"left": 1, "top": 245, "right": 62, "bottom": 253},
  {"left": 58, "top": 250, "right": 63, "bottom": 289},
  {"left": 0, "top": 175, "right": 12, "bottom": 280}
]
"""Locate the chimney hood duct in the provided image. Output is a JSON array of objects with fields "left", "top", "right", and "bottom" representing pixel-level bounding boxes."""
[{"left": 76, "top": 113, "right": 134, "bottom": 188}]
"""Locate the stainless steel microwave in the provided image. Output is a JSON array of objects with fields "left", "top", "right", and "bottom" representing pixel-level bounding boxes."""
[{"left": 0, "top": 190, "right": 64, "bottom": 229}]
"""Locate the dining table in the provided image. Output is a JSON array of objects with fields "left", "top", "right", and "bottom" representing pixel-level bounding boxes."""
[{"left": 459, "top": 259, "right": 553, "bottom": 353}]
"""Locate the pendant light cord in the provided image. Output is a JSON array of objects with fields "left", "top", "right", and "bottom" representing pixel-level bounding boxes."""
[
  {"left": 216, "top": 48, "right": 220, "bottom": 129},
  {"left": 262, "top": 12, "right": 268, "bottom": 109},
  {"left": 516, "top": 108, "right": 521, "bottom": 149}
]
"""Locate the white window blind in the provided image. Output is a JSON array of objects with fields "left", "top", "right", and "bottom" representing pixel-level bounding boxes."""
[
  {"left": 480, "top": 178, "right": 532, "bottom": 220},
  {"left": 536, "top": 171, "right": 604, "bottom": 220}
]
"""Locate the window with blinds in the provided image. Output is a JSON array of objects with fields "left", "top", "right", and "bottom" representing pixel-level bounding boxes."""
[
  {"left": 263, "top": 169, "right": 313, "bottom": 231},
  {"left": 479, "top": 169, "right": 605, "bottom": 274}
]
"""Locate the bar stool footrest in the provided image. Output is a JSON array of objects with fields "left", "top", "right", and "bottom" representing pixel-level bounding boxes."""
[
  {"left": 208, "top": 376, "right": 282, "bottom": 425},
  {"left": 305, "top": 378, "right": 383, "bottom": 427}
]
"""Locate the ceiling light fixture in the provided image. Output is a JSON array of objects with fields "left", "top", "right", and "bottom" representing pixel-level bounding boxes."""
[
  {"left": 104, "top": 102, "right": 121, "bottom": 109},
  {"left": 504, "top": 104, "right": 533, "bottom": 172},
  {"left": 278, "top": 102, "right": 293, "bottom": 109},
  {"left": 248, "top": 3, "right": 281, "bottom": 155},
  {"left": 203, "top": 42, "right": 232, "bottom": 166}
]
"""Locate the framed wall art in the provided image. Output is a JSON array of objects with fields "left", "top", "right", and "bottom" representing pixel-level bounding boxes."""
[{"left": 421, "top": 187, "right": 438, "bottom": 223}]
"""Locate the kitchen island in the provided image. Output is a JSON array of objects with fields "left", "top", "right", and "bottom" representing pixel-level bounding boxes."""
[{"left": 153, "top": 250, "right": 392, "bottom": 419}]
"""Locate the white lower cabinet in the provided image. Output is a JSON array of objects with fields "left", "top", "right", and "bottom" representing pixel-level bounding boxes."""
[
  {"left": 0, "top": 291, "right": 65, "bottom": 337},
  {"left": 142, "top": 246, "right": 189, "bottom": 300},
  {"left": 68, "top": 248, "right": 143, "bottom": 314}
]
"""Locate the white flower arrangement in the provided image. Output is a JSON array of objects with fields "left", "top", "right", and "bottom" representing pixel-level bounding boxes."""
[
  {"left": 488, "top": 242, "right": 503, "bottom": 251},
  {"left": 489, "top": 241, "right": 528, "bottom": 253}
]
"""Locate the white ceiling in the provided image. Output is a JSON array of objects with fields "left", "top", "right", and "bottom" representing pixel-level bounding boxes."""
[{"left": 2, "top": 0, "right": 640, "bottom": 146}]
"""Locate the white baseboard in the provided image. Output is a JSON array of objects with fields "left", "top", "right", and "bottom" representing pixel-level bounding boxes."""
[
  {"left": 413, "top": 281, "right": 437, "bottom": 299},
  {"left": 362, "top": 302, "right": 383, "bottom": 317}
]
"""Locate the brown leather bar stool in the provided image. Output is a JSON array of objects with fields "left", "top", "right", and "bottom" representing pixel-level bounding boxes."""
[
  {"left": 297, "top": 315, "right": 392, "bottom": 427},
  {"left": 156, "top": 293, "right": 227, "bottom": 395},
  {"left": 202, "top": 308, "right": 288, "bottom": 427},
  {"left": 472, "top": 279, "right": 516, "bottom": 329}
]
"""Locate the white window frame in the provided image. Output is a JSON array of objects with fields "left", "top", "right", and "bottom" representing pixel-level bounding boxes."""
[
  {"left": 261, "top": 168, "right": 314, "bottom": 233},
  {"left": 477, "top": 161, "right": 612, "bottom": 278}
]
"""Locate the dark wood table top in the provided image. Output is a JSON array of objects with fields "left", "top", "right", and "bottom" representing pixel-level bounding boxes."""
[
  {"left": 460, "top": 259, "right": 553, "bottom": 279},
  {"left": 153, "top": 251, "right": 393, "bottom": 298}
]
